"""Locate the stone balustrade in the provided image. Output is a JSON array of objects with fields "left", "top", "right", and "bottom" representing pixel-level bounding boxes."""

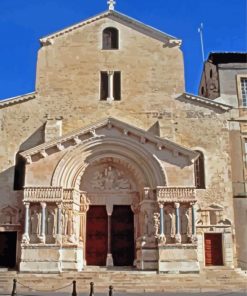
[{"left": 156, "top": 186, "right": 196, "bottom": 202}]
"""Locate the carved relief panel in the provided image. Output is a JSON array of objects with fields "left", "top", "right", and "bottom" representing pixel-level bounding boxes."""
[
  {"left": 80, "top": 162, "right": 137, "bottom": 192},
  {"left": 0, "top": 206, "right": 20, "bottom": 225}
]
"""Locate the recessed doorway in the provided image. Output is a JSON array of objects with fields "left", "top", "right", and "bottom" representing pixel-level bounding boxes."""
[
  {"left": 0, "top": 232, "right": 17, "bottom": 269},
  {"left": 204, "top": 233, "right": 223, "bottom": 266}
]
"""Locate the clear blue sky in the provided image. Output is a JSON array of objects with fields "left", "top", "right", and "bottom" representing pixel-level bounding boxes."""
[{"left": 0, "top": 0, "right": 246, "bottom": 100}]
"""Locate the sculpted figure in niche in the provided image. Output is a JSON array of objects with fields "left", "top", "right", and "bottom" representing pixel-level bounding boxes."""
[
  {"left": 30, "top": 209, "right": 41, "bottom": 235},
  {"left": 153, "top": 212, "right": 160, "bottom": 238},
  {"left": 68, "top": 214, "right": 78, "bottom": 243},
  {"left": 62, "top": 210, "right": 69, "bottom": 236},
  {"left": 164, "top": 207, "right": 175, "bottom": 237},
  {"left": 181, "top": 208, "right": 191, "bottom": 235},
  {"left": 47, "top": 210, "right": 56, "bottom": 236},
  {"left": 144, "top": 209, "right": 154, "bottom": 237}
]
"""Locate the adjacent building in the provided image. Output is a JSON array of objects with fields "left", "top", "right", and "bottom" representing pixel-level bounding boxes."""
[{"left": 199, "top": 52, "right": 247, "bottom": 269}]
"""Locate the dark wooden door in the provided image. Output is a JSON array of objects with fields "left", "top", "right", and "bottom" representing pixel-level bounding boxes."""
[
  {"left": 86, "top": 206, "right": 108, "bottom": 266},
  {"left": 205, "top": 233, "right": 223, "bottom": 266},
  {"left": 111, "top": 205, "right": 134, "bottom": 266},
  {"left": 0, "top": 232, "right": 17, "bottom": 268}
]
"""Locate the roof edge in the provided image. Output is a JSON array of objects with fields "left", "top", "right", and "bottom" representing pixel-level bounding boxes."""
[
  {"left": 20, "top": 116, "right": 198, "bottom": 162},
  {"left": 0, "top": 92, "right": 36, "bottom": 109},
  {"left": 180, "top": 93, "right": 233, "bottom": 111},
  {"left": 40, "top": 9, "right": 180, "bottom": 45}
]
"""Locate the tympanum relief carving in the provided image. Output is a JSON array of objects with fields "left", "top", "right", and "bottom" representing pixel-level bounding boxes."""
[{"left": 91, "top": 166, "right": 131, "bottom": 191}]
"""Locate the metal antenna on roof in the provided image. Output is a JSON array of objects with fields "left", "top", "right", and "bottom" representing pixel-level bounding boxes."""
[
  {"left": 107, "top": 0, "right": 116, "bottom": 10},
  {"left": 198, "top": 23, "right": 205, "bottom": 62}
]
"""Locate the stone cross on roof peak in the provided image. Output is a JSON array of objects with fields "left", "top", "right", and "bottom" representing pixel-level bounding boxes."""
[{"left": 107, "top": 0, "right": 116, "bottom": 10}]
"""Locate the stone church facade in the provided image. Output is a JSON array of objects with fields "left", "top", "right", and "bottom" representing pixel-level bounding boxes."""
[{"left": 0, "top": 5, "right": 235, "bottom": 273}]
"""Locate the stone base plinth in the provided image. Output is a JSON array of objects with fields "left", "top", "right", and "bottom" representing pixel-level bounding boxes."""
[
  {"left": 20, "top": 245, "right": 62, "bottom": 273},
  {"left": 60, "top": 245, "right": 83, "bottom": 271},
  {"left": 136, "top": 248, "right": 158, "bottom": 270},
  {"left": 20, "top": 244, "right": 84, "bottom": 273},
  {"left": 158, "top": 244, "right": 200, "bottom": 274}
]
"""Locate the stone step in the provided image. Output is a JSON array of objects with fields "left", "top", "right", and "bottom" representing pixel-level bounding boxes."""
[{"left": 0, "top": 269, "right": 246, "bottom": 294}]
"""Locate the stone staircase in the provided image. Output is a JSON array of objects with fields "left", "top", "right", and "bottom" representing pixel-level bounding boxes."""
[{"left": 0, "top": 267, "right": 246, "bottom": 294}]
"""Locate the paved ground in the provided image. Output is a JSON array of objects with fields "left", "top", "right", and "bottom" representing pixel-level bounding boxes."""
[{"left": 1, "top": 292, "right": 247, "bottom": 296}]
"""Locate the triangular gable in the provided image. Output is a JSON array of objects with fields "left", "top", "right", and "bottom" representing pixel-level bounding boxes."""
[
  {"left": 20, "top": 117, "right": 198, "bottom": 163},
  {"left": 40, "top": 10, "right": 181, "bottom": 46}
]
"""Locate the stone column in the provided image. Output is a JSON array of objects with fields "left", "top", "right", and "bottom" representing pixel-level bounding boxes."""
[
  {"left": 131, "top": 203, "right": 140, "bottom": 266},
  {"left": 40, "top": 202, "right": 46, "bottom": 244},
  {"left": 22, "top": 202, "right": 30, "bottom": 244},
  {"left": 175, "top": 202, "right": 181, "bottom": 243},
  {"left": 159, "top": 203, "right": 166, "bottom": 242},
  {"left": 191, "top": 202, "right": 197, "bottom": 243},
  {"left": 107, "top": 71, "right": 114, "bottom": 101},
  {"left": 106, "top": 204, "right": 113, "bottom": 266},
  {"left": 56, "top": 203, "right": 62, "bottom": 244}
]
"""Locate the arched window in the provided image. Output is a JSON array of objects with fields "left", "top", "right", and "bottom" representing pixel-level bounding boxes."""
[
  {"left": 102, "top": 27, "right": 119, "bottom": 49},
  {"left": 13, "top": 152, "right": 26, "bottom": 190},
  {"left": 194, "top": 150, "right": 205, "bottom": 189}
]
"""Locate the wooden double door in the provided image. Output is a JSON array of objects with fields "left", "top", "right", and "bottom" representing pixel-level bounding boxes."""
[
  {"left": 86, "top": 205, "right": 134, "bottom": 266},
  {"left": 205, "top": 233, "right": 223, "bottom": 266}
]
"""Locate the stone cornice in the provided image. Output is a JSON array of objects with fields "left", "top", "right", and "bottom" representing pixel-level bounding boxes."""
[
  {"left": 0, "top": 92, "right": 36, "bottom": 109},
  {"left": 177, "top": 93, "right": 233, "bottom": 112},
  {"left": 20, "top": 117, "right": 198, "bottom": 164},
  {"left": 40, "top": 10, "right": 180, "bottom": 46}
]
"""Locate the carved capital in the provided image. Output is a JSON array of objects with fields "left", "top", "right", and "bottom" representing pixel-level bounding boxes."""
[
  {"left": 40, "top": 202, "right": 47, "bottom": 209},
  {"left": 24, "top": 202, "right": 30, "bottom": 208}
]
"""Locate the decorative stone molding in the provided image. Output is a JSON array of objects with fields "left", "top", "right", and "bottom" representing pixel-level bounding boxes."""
[
  {"left": 196, "top": 203, "right": 232, "bottom": 228},
  {"left": 0, "top": 206, "right": 20, "bottom": 225},
  {"left": 157, "top": 187, "right": 196, "bottom": 202},
  {"left": 24, "top": 187, "right": 63, "bottom": 203},
  {"left": 20, "top": 117, "right": 198, "bottom": 167}
]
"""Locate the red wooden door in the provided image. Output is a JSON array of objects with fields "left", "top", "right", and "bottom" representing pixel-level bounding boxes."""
[
  {"left": 86, "top": 206, "right": 108, "bottom": 266},
  {"left": 111, "top": 205, "right": 134, "bottom": 266},
  {"left": 205, "top": 233, "right": 223, "bottom": 266}
]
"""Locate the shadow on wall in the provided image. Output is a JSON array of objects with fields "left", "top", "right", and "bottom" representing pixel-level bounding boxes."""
[{"left": 0, "top": 125, "right": 44, "bottom": 192}]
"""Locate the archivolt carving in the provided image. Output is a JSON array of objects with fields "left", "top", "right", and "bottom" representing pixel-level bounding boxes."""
[{"left": 51, "top": 137, "right": 167, "bottom": 189}]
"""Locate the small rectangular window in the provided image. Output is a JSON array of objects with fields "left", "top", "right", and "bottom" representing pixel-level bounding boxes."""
[{"left": 100, "top": 71, "right": 121, "bottom": 101}]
